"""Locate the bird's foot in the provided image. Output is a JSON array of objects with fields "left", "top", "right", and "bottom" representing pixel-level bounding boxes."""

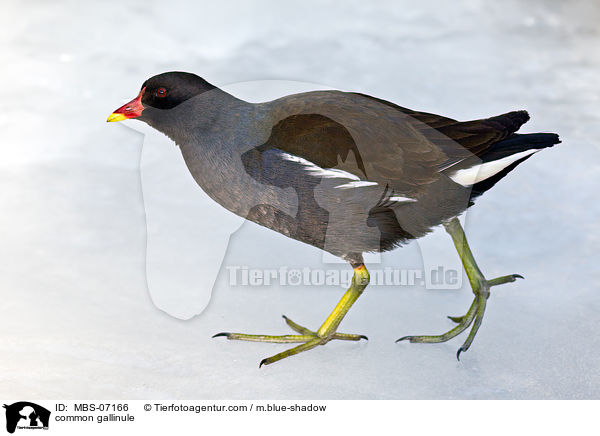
[
  {"left": 213, "top": 315, "right": 368, "bottom": 367},
  {"left": 397, "top": 273, "right": 522, "bottom": 360},
  {"left": 214, "top": 264, "right": 370, "bottom": 367}
]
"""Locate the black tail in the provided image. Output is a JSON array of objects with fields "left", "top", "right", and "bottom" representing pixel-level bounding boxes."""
[
  {"left": 479, "top": 132, "right": 560, "bottom": 163},
  {"left": 470, "top": 132, "right": 560, "bottom": 200}
]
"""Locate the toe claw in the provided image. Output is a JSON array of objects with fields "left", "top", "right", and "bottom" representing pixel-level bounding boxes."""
[
  {"left": 513, "top": 274, "right": 524, "bottom": 280},
  {"left": 259, "top": 358, "right": 268, "bottom": 368},
  {"left": 359, "top": 335, "right": 369, "bottom": 341},
  {"left": 396, "top": 336, "right": 412, "bottom": 343},
  {"left": 456, "top": 347, "right": 464, "bottom": 361},
  {"left": 212, "top": 332, "right": 230, "bottom": 338}
]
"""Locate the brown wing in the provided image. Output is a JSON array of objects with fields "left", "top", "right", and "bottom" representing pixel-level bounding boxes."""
[
  {"left": 261, "top": 91, "right": 452, "bottom": 196},
  {"left": 256, "top": 113, "right": 369, "bottom": 179},
  {"left": 352, "top": 92, "right": 530, "bottom": 164}
]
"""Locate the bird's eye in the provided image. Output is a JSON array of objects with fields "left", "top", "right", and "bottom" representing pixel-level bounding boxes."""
[{"left": 156, "top": 87, "right": 167, "bottom": 98}]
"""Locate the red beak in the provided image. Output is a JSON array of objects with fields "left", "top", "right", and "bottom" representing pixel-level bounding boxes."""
[{"left": 107, "top": 87, "right": 146, "bottom": 122}]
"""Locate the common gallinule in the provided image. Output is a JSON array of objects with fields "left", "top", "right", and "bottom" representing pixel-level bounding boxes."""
[{"left": 108, "top": 72, "right": 560, "bottom": 366}]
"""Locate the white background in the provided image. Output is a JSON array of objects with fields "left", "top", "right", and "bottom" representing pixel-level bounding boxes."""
[
  {"left": 1, "top": 401, "right": 597, "bottom": 436},
  {"left": 1, "top": 0, "right": 599, "bottom": 399}
]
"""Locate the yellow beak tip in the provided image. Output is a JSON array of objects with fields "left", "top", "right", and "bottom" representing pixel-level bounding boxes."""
[{"left": 107, "top": 113, "right": 127, "bottom": 123}]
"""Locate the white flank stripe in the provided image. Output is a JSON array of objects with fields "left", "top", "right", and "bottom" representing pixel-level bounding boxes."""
[
  {"left": 389, "top": 195, "right": 416, "bottom": 203},
  {"left": 281, "top": 152, "right": 360, "bottom": 181},
  {"left": 335, "top": 181, "right": 379, "bottom": 189},
  {"left": 449, "top": 150, "right": 537, "bottom": 186}
]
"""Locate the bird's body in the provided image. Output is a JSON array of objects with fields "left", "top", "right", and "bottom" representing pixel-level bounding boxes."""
[
  {"left": 108, "top": 72, "right": 560, "bottom": 365},
  {"left": 173, "top": 90, "right": 472, "bottom": 263}
]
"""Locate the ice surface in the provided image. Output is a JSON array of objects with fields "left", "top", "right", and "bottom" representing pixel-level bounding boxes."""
[{"left": 0, "top": 0, "right": 599, "bottom": 399}]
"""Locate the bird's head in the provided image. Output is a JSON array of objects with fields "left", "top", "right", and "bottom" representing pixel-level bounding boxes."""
[{"left": 107, "top": 71, "right": 216, "bottom": 124}]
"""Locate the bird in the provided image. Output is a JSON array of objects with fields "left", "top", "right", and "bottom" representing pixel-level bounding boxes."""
[{"left": 108, "top": 72, "right": 560, "bottom": 366}]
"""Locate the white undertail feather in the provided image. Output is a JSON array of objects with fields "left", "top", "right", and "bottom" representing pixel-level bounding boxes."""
[{"left": 449, "top": 150, "right": 537, "bottom": 186}]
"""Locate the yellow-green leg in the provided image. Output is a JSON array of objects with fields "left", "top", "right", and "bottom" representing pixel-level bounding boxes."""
[
  {"left": 397, "top": 217, "right": 523, "bottom": 360},
  {"left": 213, "top": 264, "right": 370, "bottom": 367}
]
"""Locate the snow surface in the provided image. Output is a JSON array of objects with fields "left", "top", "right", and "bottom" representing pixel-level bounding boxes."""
[{"left": 1, "top": 0, "right": 599, "bottom": 399}]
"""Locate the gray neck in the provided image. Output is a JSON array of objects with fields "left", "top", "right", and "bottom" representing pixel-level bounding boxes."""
[
  {"left": 143, "top": 89, "right": 284, "bottom": 218},
  {"left": 141, "top": 87, "right": 255, "bottom": 146}
]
